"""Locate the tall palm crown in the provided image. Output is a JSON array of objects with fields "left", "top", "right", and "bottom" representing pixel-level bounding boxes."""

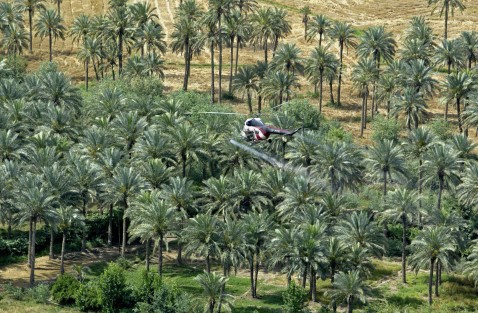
[
  {"left": 34, "top": 9, "right": 66, "bottom": 62},
  {"left": 69, "top": 14, "right": 91, "bottom": 45},
  {"left": 459, "top": 31, "right": 478, "bottom": 69},
  {"left": 391, "top": 88, "right": 428, "bottom": 130},
  {"left": 2, "top": 24, "right": 29, "bottom": 56},
  {"left": 250, "top": 7, "right": 275, "bottom": 63},
  {"left": 327, "top": 270, "right": 368, "bottom": 313},
  {"left": 233, "top": 66, "right": 257, "bottom": 114},
  {"left": 428, "top": 0, "right": 465, "bottom": 41},
  {"left": 261, "top": 70, "right": 299, "bottom": 105},
  {"left": 328, "top": 21, "right": 356, "bottom": 105},
  {"left": 307, "top": 14, "right": 329, "bottom": 47},
  {"left": 23, "top": 0, "right": 46, "bottom": 53},
  {"left": 270, "top": 43, "right": 304, "bottom": 75},
  {"left": 434, "top": 39, "right": 464, "bottom": 74},
  {"left": 195, "top": 271, "right": 232, "bottom": 313},
  {"left": 356, "top": 26, "right": 396, "bottom": 68}
]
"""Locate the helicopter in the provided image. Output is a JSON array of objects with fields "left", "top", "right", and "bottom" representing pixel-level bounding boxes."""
[{"left": 241, "top": 117, "right": 301, "bottom": 143}]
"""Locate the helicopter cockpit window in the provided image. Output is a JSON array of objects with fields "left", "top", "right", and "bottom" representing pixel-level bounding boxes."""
[{"left": 247, "top": 119, "right": 264, "bottom": 127}]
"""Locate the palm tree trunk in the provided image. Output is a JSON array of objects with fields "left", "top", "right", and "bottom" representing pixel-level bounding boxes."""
[
  {"left": 118, "top": 30, "right": 124, "bottom": 76},
  {"left": 108, "top": 204, "right": 113, "bottom": 247},
  {"left": 437, "top": 175, "right": 444, "bottom": 211},
  {"left": 30, "top": 218, "right": 37, "bottom": 287},
  {"left": 249, "top": 256, "right": 255, "bottom": 297},
  {"left": 49, "top": 228, "right": 54, "bottom": 260},
  {"left": 429, "top": 258, "right": 435, "bottom": 305},
  {"left": 218, "top": 13, "right": 223, "bottom": 104},
  {"left": 145, "top": 239, "right": 150, "bottom": 272},
  {"left": 438, "top": 260, "right": 442, "bottom": 286},
  {"left": 211, "top": 41, "right": 215, "bottom": 103},
  {"left": 85, "top": 59, "right": 89, "bottom": 91},
  {"left": 254, "top": 249, "right": 259, "bottom": 297},
  {"left": 360, "top": 92, "right": 366, "bottom": 137},
  {"left": 121, "top": 197, "right": 128, "bottom": 257},
  {"left": 159, "top": 234, "right": 164, "bottom": 277},
  {"left": 229, "top": 35, "right": 234, "bottom": 94},
  {"left": 92, "top": 59, "right": 100, "bottom": 81},
  {"left": 310, "top": 269, "right": 317, "bottom": 302},
  {"left": 183, "top": 38, "right": 189, "bottom": 91},
  {"left": 383, "top": 170, "right": 387, "bottom": 196},
  {"left": 206, "top": 253, "right": 211, "bottom": 273},
  {"left": 319, "top": 71, "right": 324, "bottom": 113},
  {"left": 347, "top": 295, "right": 353, "bottom": 313},
  {"left": 457, "top": 97, "right": 463, "bottom": 133},
  {"left": 57, "top": 0, "right": 61, "bottom": 17},
  {"left": 337, "top": 42, "right": 344, "bottom": 106},
  {"left": 319, "top": 33, "right": 323, "bottom": 47},
  {"left": 444, "top": 0, "right": 449, "bottom": 41},
  {"left": 402, "top": 214, "right": 407, "bottom": 283},
  {"left": 264, "top": 38, "right": 268, "bottom": 64},
  {"left": 28, "top": 218, "right": 32, "bottom": 267},
  {"left": 435, "top": 261, "right": 439, "bottom": 297},
  {"left": 329, "top": 79, "right": 335, "bottom": 104},
  {"left": 302, "top": 266, "right": 307, "bottom": 288},
  {"left": 82, "top": 200, "right": 87, "bottom": 251},
  {"left": 235, "top": 36, "right": 240, "bottom": 75},
  {"left": 28, "top": 9, "right": 33, "bottom": 53},
  {"left": 258, "top": 95, "right": 262, "bottom": 113},
  {"left": 209, "top": 300, "right": 215, "bottom": 313},
  {"left": 49, "top": 29, "right": 53, "bottom": 62},
  {"left": 247, "top": 91, "right": 252, "bottom": 114},
  {"left": 60, "top": 231, "right": 66, "bottom": 274}
]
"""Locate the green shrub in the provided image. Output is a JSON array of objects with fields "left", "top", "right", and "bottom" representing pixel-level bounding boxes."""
[
  {"left": 115, "top": 257, "right": 132, "bottom": 270},
  {"left": 134, "top": 284, "right": 198, "bottom": 313},
  {"left": 99, "top": 262, "right": 128, "bottom": 313},
  {"left": 429, "top": 118, "right": 453, "bottom": 141},
  {"left": 27, "top": 283, "right": 50, "bottom": 304},
  {"left": 51, "top": 274, "right": 80, "bottom": 305},
  {"left": 279, "top": 99, "right": 323, "bottom": 130},
  {"left": 282, "top": 281, "right": 310, "bottom": 313},
  {"left": 133, "top": 270, "right": 162, "bottom": 304},
  {"left": 371, "top": 116, "right": 400, "bottom": 142},
  {"left": 2, "top": 283, "right": 25, "bottom": 301},
  {"left": 76, "top": 281, "right": 101, "bottom": 312}
]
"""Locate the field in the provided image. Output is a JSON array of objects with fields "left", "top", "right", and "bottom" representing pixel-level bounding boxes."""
[{"left": 22, "top": 0, "right": 478, "bottom": 139}]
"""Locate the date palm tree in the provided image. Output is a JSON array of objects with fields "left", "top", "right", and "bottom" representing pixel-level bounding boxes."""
[
  {"left": 111, "top": 166, "right": 144, "bottom": 257},
  {"left": 69, "top": 14, "right": 90, "bottom": 45},
  {"left": 459, "top": 31, "right": 478, "bottom": 69},
  {"left": 36, "top": 71, "right": 82, "bottom": 112},
  {"left": 34, "top": 9, "right": 65, "bottom": 62},
  {"left": 23, "top": 0, "right": 45, "bottom": 53},
  {"left": 17, "top": 173, "right": 57, "bottom": 287},
  {"left": 458, "top": 162, "right": 478, "bottom": 209},
  {"left": 233, "top": 66, "right": 257, "bottom": 114},
  {"left": 250, "top": 7, "right": 274, "bottom": 63},
  {"left": 195, "top": 271, "right": 233, "bottom": 313},
  {"left": 270, "top": 43, "right": 303, "bottom": 75},
  {"left": 2, "top": 24, "right": 29, "bottom": 56},
  {"left": 183, "top": 211, "right": 221, "bottom": 273},
  {"left": 409, "top": 226, "right": 456, "bottom": 304},
  {"left": 304, "top": 45, "right": 338, "bottom": 111},
  {"left": 109, "top": 5, "right": 130, "bottom": 76},
  {"left": 422, "top": 143, "right": 460, "bottom": 211},
  {"left": 366, "top": 139, "right": 407, "bottom": 196},
  {"left": 77, "top": 37, "right": 101, "bottom": 90},
  {"left": 136, "top": 21, "right": 167, "bottom": 57},
  {"left": 329, "top": 21, "right": 356, "bottom": 106},
  {"left": 128, "top": 191, "right": 178, "bottom": 276},
  {"left": 427, "top": 0, "right": 465, "bottom": 41},
  {"left": 440, "top": 70, "right": 477, "bottom": 133},
  {"left": 383, "top": 188, "right": 418, "bottom": 283},
  {"left": 57, "top": 206, "right": 84, "bottom": 274},
  {"left": 376, "top": 74, "right": 399, "bottom": 117},
  {"left": 404, "top": 59, "right": 439, "bottom": 98},
  {"left": 299, "top": 6, "right": 311, "bottom": 40},
  {"left": 327, "top": 270, "right": 368, "bottom": 313},
  {"left": 270, "top": 8, "right": 291, "bottom": 56},
  {"left": 391, "top": 88, "right": 428, "bottom": 130},
  {"left": 307, "top": 14, "right": 329, "bottom": 47},
  {"left": 356, "top": 26, "right": 397, "bottom": 114},
  {"left": 261, "top": 70, "right": 299, "bottom": 105}
]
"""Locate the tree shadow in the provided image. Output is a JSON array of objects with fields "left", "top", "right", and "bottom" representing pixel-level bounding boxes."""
[{"left": 386, "top": 294, "right": 424, "bottom": 308}]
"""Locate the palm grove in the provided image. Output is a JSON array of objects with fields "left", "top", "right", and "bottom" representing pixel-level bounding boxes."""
[{"left": 2, "top": 0, "right": 478, "bottom": 311}]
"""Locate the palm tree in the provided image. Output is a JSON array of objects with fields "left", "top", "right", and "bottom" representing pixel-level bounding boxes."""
[
  {"left": 217, "top": 216, "right": 247, "bottom": 276},
  {"left": 329, "top": 21, "right": 356, "bottom": 106},
  {"left": 427, "top": 0, "right": 465, "bottom": 41},
  {"left": 229, "top": 170, "right": 270, "bottom": 214},
  {"left": 351, "top": 57, "right": 378, "bottom": 135},
  {"left": 17, "top": 174, "right": 57, "bottom": 287},
  {"left": 404, "top": 60, "right": 439, "bottom": 98},
  {"left": 195, "top": 271, "right": 233, "bottom": 313},
  {"left": 111, "top": 166, "right": 144, "bottom": 257},
  {"left": 109, "top": 5, "right": 130, "bottom": 76},
  {"left": 409, "top": 226, "right": 456, "bottom": 304},
  {"left": 170, "top": 17, "right": 198, "bottom": 91},
  {"left": 23, "top": 0, "right": 45, "bottom": 53},
  {"left": 77, "top": 37, "right": 101, "bottom": 90},
  {"left": 299, "top": 6, "right": 311, "bottom": 40},
  {"left": 459, "top": 31, "right": 478, "bottom": 69},
  {"left": 441, "top": 70, "right": 477, "bottom": 133},
  {"left": 366, "top": 139, "right": 407, "bottom": 196},
  {"left": 391, "top": 88, "right": 428, "bottom": 130},
  {"left": 356, "top": 26, "right": 397, "bottom": 114},
  {"left": 34, "top": 9, "right": 66, "bottom": 62},
  {"left": 57, "top": 206, "right": 84, "bottom": 274},
  {"left": 261, "top": 70, "right": 299, "bottom": 105},
  {"left": 312, "top": 141, "right": 364, "bottom": 193},
  {"left": 307, "top": 14, "right": 329, "bottom": 47},
  {"left": 136, "top": 21, "right": 167, "bottom": 57},
  {"left": 327, "top": 270, "right": 368, "bottom": 313},
  {"left": 250, "top": 8, "right": 274, "bottom": 63},
  {"left": 232, "top": 66, "right": 257, "bottom": 114},
  {"left": 128, "top": 191, "right": 178, "bottom": 276},
  {"left": 337, "top": 211, "right": 385, "bottom": 257},
  {"left": 270, "top": 43, "right": 303, "bottom": 75},
  {"left": 253, "top": 61, "right": 268, "bottom": 112},
  {"left": 270, "top": 8, "right": 291, "bottom": 56},
  {"left": 304, "top": 45, "right": 338, "bottom": 111},
  {"left": 182, "top": 211, "right": 221, "bottom": 273},
  {"left": 376, "top": 74, "right": 399, "bottom": 117},
  {"left": 2, "top": 24, "right": 29, "bottom": 56},
  {"left": 69, "top": 14, "right": 90, "bottom": 45},
  {"left": 382, "top": 188, "right": 417, "bottom": 283},
  {"left": 143, "top": 51, "right": 165, "bottom": 79},
  {"left": 277, "top": 175, "right": 321, "bottom": 221},
  {"left": 458, "top": 162, "right": 478, "bottom": 208},
  {"left": 129, "top": 1, "right": 158, "bottom": 30},
  {"left": 422, "top": 143, "right": 460, "bottom": 211},
  {"left": 36, "top": 71, "right": 82, "bottom": 112},
  {"left": 112, "top": 111, "right": 148, "bottom": 156},
  {"left": 324, "top": 237, "right": 348, "bottom": 283}
]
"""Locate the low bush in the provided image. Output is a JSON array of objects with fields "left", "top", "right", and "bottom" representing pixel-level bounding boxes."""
[
  {"left": 282, "top": 281, "right": 310, "bottom": 313},
  {"left": 76, "top": 281, "right": 101, "bottom": 312},
  {"left": 371, "top": 116, "right": 400, "bottom": 143},
  {"left": 27, "top": 283, "right": 50, "bottom": 304},
  {"left": 98, "top": 262, "right": 128, "bottom": 313},
  {"left": 50, "top": 274, "right": 80, "bottom": 305}
]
